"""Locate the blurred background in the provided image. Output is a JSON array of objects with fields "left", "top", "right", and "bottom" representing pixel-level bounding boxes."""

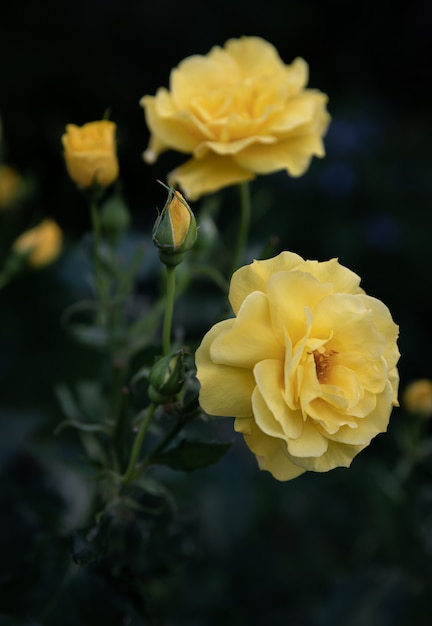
[{"left": 1, "top": 0, "right": 432, "bottom": 624}]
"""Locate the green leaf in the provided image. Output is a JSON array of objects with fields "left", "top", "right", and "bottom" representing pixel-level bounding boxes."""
[
  {"left": 54, "top": 419, "right": 111, "bottom": 436},
  {"left": 54, "top": 383, "right": 111, "bottom": 433},
  {"left": 55, "top": 384, "right": 82, "bottom": 421},
  {"left": 154, "top": 438, "right": 232, "bottom": 472},
  {"left": 66, "top": 323, "right": 111, "bottom": 348},
  {"left": 132, "top": 475, "right": 177, "bottom": 513}
]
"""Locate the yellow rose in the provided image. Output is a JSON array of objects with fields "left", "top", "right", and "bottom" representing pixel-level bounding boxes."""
[
  {"left": 13, "top": 218, "right": 62, "bottom": 267},
  {"left": 0, "top": 164, "right": 22, "bottom": 209},
  {"left": 62, "top": 121, "right": 119, "bottom": 189},
  {"left": 195, "top": 252, "right": 400, "bottom": 480},
  {"left": 402, "top": 379, "right": 432, "bottom": 418},
  {"left": 140, "top": 36, "right": 330, "bottom": 200}
]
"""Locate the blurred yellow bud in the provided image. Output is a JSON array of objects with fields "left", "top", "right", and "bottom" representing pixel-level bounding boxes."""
[
  {"left": 402, "top": 379, "right": 432, "bottom": 419},
  {"left": 62, "top": 120, "right": 119, "bottom": 189},
  {"left": 13, "top": 218, "right": 62, "bottom": 267},
  {"left": 0, "top": 164, "right": 22, "bottom": 209}
]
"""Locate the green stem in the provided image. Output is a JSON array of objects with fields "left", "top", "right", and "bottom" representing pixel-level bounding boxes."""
[
  {"left": 137, "top": 416, "right": 186, "bottom": 475},
  {"left": 162, "top": 265, "right": 176, "bottom": 356},
  {"left": 121, "top": 403, "right": 157, "bottom": 486},
  {"left": 230, "top": 181, "right": 251, "bottom": 276},
  {"left": 110, "top": 361, "right": 130, "bottom": 466},
  {"left": 89, "top": 198, "right": 108, "bottom": 322}
]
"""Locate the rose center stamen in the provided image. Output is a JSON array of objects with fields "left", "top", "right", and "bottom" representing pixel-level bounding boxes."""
[{"left": 313, "top": 350, "right": 337, "bottom": 383}]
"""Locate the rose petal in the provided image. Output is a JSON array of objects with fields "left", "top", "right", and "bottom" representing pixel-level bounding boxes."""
[
  {"left": 325, "top": 381, "right": 394, "bottom": 445},
  {"left": 168, "top": 153, "right": 254, "bottom": 201},
  {"left": 224, "top": 36, "right": 288, "bottom": 77},
  {"left": 235, "top": 416, "right": 306, "bottom": 481},
  {"left": 252, "top": 386, "right": 286, "bottom": 440},
  {"left": 286, "top": 418, "right": 329, "bottom": 458},
  {"left": 266, "top": 270, "right": 333, "bottom": 345},
  {"left": 307, "top": 398, "right": 356, "bottom": 434},
  {"left": 253, "top": 359, "right": 303, "bottom": 439},
  {"left": 301, "top": 258, "right": 363, "bottom": 294},
  {"left": 289, "top": 439, "right": 365, "bottom": 472},
  {"left": 229, "top": 251, "right": 304, "bottom": 315},
  {"left": 210, "top": 292, "right": 283, "bottom": 368},
  {"left": 233, "top": 135, "right": 327, "bottom": 177},
  {"left": 142, "top": 93, "right": 212, "bottom": 156},
  {"left": 269, "top": 94, "right": 319, "bottom": 133},
  {"left": 312, "top": 294, "right": 386, "bottom": 359},
  {"left": 194, "top": 134, "right": 276, "bottom": 158},
  {"left": 196, "top": 321, "right": 255, "bottom": 416},
  {"left": 359, "top": 295, "right": 401, "bottom": 371}
]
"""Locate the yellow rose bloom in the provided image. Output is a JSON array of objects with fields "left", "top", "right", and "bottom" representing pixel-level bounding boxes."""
[
  {"left": 62, "top": 121, "right": 119, "bottom": 189},
  {"left": 195, "top": 252, "right": 400, "bottom": 480},
  {"left": 0, "top": 164, "right": 22, "bottom": 209},
  {"left": 140, "top": 36, "right": 330, "bottom": 200},
  {"left": 13, "top": 218, "right": 62, "bottom": 267}
]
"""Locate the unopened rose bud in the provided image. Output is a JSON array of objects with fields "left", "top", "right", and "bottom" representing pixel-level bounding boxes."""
[
  {"left": 152, "top": 185, "right": 197, "bottom": 266},
  {"left": 148, "top": 351, "right": 185, "bottom": 403},
  {"left": 100, "top": 193, "right": 130, "bottom": 244},
  {"left": 62, "top": 120, "right": 119, "bottom": 189}
]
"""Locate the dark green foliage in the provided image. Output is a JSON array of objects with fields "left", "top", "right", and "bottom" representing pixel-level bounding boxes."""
[{"left": 154, "top": 438, "right": 232, "bottom": 471}]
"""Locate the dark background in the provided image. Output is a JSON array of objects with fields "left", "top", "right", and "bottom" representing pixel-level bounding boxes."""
[{"left": 1, "top": 1, "right": 432, "bottom": 624}]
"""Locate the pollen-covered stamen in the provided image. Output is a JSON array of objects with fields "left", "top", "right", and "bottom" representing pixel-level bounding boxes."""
[{"left": 313, "top": 349, "right": 337, "bottom": 383}]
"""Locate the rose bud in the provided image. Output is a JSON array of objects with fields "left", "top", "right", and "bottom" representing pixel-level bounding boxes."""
[
  {"left": 152, "top": 185, "right": 197, "bottom": 266},
  {"left": 62, "top": 120, "right": 119, "bottom": 189},
  {"left": 148, "top": 350, "right": 186, "bottom": 404}
]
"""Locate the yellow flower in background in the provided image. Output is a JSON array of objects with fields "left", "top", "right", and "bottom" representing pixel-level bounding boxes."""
[
  {"left": 195, "top": 252, "right": 400, "bottom": 481},
  {"left": 141, "top": 36, "right": 330, "bottom": 200},
  {"left": 0, "top": 164, "right": 22, "bottom": 209},
  {"left": 13, "top": 219, "right": 62, "bottom": 267},
  {"left": 403, "top": 379, "right": 432, "bottom": 418},
  {"left": 62, "top": 121, "right": 119, "bottom": 189}
]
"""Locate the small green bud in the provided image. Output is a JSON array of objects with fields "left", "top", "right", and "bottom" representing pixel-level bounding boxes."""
[
  {"left": 152, "top": 184, "right": 197, "bottom": 266},
  {"left": 148, "top": 351, "right": 185, "bottom": 403},
  {"left": 100, "top": 193, "right": 131, "bottom": 244}
]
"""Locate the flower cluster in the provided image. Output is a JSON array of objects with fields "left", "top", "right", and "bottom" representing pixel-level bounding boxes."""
[
  {"left": 4, "top": 36, "right": 400, "bottom": 488},
  {"left": 196, "top": 252, "right": 400, "bottom": 480}
]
